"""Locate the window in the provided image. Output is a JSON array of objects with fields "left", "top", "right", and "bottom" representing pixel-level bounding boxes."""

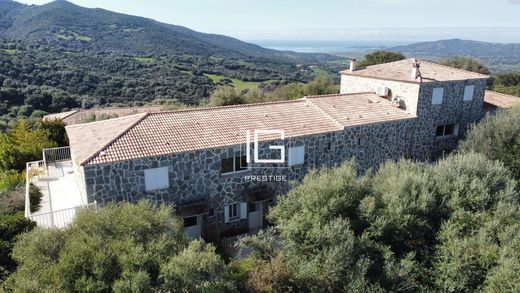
[
  {"left": 431, "top": 87, "right": 444, "bottom": 105},
  {"left": 208, "top": 208, "right": 215, "bottom": 217},
  {"left": 326, "top": 142, "right": 332, "bottom": 151},
  {"left": 184, "top": 216, "right": 198, "bottom": 228},
  {"left": 357, "top": 136, "right": 365, "bottom": 146},
  {"left": 436, "top": 124, "right": 459, "bottom": 138},
  {"left": 221, "top": 156, "right": 248, "bottom": 175},
  {"left": 464, "top": 85, "right": 475, "bottom": 101},
  {"left": 144, "top": 167, "right": 169, "bottom": 191},
  {"left": 224, "top": 202, "right": 247, "bottom": 223},
  {"left": 288, "top": 146, "right": 305, "bottom": 166},
  {"left": 248, "top": 202, "right": 259, "bottom": 212}
]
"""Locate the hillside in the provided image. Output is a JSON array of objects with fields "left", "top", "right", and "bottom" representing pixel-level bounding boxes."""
[
  {"left": 0, "top": 0, "right": 345, "bottom": 129},
  {"left": 0, "top": 0, "right": 337, "bottom": 63},
  {"left": 390, "top": 39, "right": 520, "bottom": 73}
]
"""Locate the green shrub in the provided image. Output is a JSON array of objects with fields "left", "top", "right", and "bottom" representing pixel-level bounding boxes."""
[{"left": 0, "top": 212, "right": 36, "bottom": 281}]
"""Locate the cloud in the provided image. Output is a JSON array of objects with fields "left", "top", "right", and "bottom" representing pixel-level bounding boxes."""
[{"left": 510, "top": 0, "right": 520, "bottom": 3}]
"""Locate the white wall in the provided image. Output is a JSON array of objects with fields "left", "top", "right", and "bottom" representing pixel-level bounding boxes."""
[{"left": 340, "top": 75, "right": 421, "bottom": 115}]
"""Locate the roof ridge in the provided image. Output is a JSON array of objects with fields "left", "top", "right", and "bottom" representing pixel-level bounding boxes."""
[
  {"left": 150, "top": 99, "right": 306, "bottom": 115},
  {"left": 418, "top": 59, "right": 490, "bottom": 78},
  {"left": 65, "top": 112, "right": 148, "bottom": 129},
  {"left": 304, "top": 92, "right": 375, "bottom": 99},
  {"left": 80, "top": 113, "right": 150, "bottom": 165}
]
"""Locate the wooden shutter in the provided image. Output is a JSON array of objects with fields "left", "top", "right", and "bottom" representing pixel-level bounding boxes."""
[
  {"left": 240, "top": 202, "right": 247, "bottom": 219},
  {"left": 224, "top": 205, "right": 230, "bottom": 223}
]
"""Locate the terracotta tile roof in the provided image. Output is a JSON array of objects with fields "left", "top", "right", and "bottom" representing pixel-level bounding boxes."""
[
  {"left": 43, "top": 106, "right": 162, "bottom": 125},
  {"left": 305, "top": 93, "right": 414, "bottom": 127},
  {"left": 341, "top": 58, "right": 489, "bottom": 83},
  {"left": 66, "top": 113, "right": 148, "bottom": 166},
  {"left": 66, "top": 93, "right": 416, "bottom": 166},
  {"left": 484, "top": 90, "right": 520, "bottom": 109},
  {"left": 44, "top": 109, "right": 79, "bottom": 122}
]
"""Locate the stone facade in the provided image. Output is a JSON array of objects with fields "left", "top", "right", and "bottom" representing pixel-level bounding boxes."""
[
  {"left": 82, "top": 119, "right": 414, "bottom": 238},
  {"left": 77, "top": 71, "right": 487, "bottom": 240},
  {"left": 341, "top": 75, "right": 487, "bottom": 160}
]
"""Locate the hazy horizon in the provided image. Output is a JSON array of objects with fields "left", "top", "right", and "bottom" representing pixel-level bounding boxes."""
[{"left": 13, "top": 0, "right": 520, "bottom": 44}]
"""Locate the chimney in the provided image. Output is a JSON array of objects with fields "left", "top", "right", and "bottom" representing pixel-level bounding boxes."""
[
  {"left": 349, "top": 58, "right": 357, "bottom": 72},
  {"left": 411, "top": 59, "right": 422, "bottom": 81}
]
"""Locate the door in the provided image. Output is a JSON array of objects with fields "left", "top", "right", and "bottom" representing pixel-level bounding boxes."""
[
  {"left": 248, "top": 202, "right": 263, "bottom": 231},
  {"left": 184, "top": 216, "right": 202, "bottom": 239}
]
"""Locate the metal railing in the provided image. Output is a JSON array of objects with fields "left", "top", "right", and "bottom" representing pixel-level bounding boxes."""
[
  {"left": 43, "top": 146, "right": 71, "bottom": 166},
  {"left": 25, "top": 160, "right": 46, "bottom": 217},
  {"left": 28, "top": 202, "right": 98, "bottom": 229}
]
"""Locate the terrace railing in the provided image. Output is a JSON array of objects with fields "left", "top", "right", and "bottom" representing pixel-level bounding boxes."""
[
  {"left": 27, "top": 202, "right": 98, "bottom": 229},
  {"left": 43, "top": 146, "right": 71, "bottom": 166},
  {"left": 25, "top": 160, "right": 46, "bottom": 217}
]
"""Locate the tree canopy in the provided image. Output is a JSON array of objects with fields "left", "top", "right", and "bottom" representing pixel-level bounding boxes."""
[
  {"left": 460, "top": 106, "right": 520, "bottom": 180},
  {"left": 440, "top": 56, "right": 491, "bottom": 75},
  {"left": 360, "top": 51, "right": 406, "bottom": 67},
  {"left": 240, "top": 153, "right": 520, "bottom": 292},
  {"left": 3, "top": 201, "right": 233, "bottom": 292}
]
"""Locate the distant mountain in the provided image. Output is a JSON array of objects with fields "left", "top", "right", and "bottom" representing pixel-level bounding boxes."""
[
  {"left": 0, "top": 0, "right": 337, "bottom": 63},
  {"left": 389, "top": 39, "right": 520, "bottom": 72}
]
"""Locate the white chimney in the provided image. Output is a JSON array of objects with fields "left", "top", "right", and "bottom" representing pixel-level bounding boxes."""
[
  {"left": 349, "top": 58, "right": 357, "bottom": 72},
  {"left": 411, "top": 59, "right": 421, "bottom": 80}
]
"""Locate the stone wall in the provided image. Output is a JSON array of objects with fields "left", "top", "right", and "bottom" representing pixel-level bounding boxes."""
[
  {"left": 414, "top": 79, "right": 486, "bottom": 159},
  {"left": 81, "top": 118, "right": 415, "bottom": 236},
  {"left": 341, "top": 74, "right": 487, "bottom": 160}
]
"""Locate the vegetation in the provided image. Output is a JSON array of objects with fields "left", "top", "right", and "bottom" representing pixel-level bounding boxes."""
[
  {"left": 0, "top": 120, "right": 56, "bottom": 172},
  {"left": 360, "top": 50, "right": 406, "bottom": 67},
  {"left": 238, "top": 152, "right": 520, "bottom": 292},
  {"left": 0, "top": 38, "right": 342, "bottom": 127},
  {"left": 0, "top": 212, "right": 35, "bottom": 281},
  {"left": 203, "top": 74, "right": 339, "bottom": 107},
  {"left": 440, "top": 56, "right": 491, "bottom": 75},
  {"left": 494, "top": 72, "right": 520, "bottom": 97},
  {"left": 460, "top": 106, "right": 520, "bottom": 179},
  {"left": 3, "top": 201, "right": 234, "bottom": 292}
]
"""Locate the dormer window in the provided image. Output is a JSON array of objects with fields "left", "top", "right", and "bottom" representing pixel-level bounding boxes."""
[{"left": 431, "top": 87, "right": 444, "bottom": 105}]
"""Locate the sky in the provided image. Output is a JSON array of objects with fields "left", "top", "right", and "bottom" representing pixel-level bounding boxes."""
[{"left": 14, "top": 0, "right": 520, "bottom": 43}]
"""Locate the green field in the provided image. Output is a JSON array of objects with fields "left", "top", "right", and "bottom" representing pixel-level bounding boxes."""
[
  {"left": 134, "top": 56, "right": 154, "bottom": 63},
  {"left": 204, "top": 74, "right": 269, "bottom": 90},
  {"left": 2, "top": 49, "right": 18, "bottom": 54},
  {"left": 55, "top": 30, "right": 92, "bottom": 42}
]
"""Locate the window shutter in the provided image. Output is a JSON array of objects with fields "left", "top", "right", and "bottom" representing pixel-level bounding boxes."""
[
  {"left": 240, "top": 202, "right": 247, "bottom": 219},
  {"left": 288, "top": 146, "right": 305, "bottom": 166},
  {"left": 224, "top": 205, "right": 230, "bottom": 223},
  {"left": 464, "top": 85, "right": 475, "bottom": 101},
  {"left": 432, "top": 88, "right": 444, "bottom": 105}
]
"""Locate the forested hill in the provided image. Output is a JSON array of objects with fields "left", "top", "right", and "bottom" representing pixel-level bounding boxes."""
[
  {"left": 0, "top": 0, "right": 336, "bottom": 63},
  {"left": 390, "top": 39, "right": 520, "bottom": 72},
  {"left": 0, "top": 0, "right": 345, "bottom": 129}
]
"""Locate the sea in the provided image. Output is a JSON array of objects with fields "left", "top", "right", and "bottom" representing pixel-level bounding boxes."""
[{"left": 251, "top": 40, "right": 411, "bottom": 54}]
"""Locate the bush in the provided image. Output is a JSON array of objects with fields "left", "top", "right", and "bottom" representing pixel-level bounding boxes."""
[
  {"left": 0, "top": 120, "right": 56, "bottom": 172},
  {"left": 0, "top": 212, "right": 36, "bottom": 282},
  {"left": 460, "top": 106, "right": 520, "bottom": 179},
  {"left": 3, "top": 201, "right": 233, "bottom": 291},
  {"left": 240, "top": 153, "right": 520, "bottom": 291},
  {"left": 361, "top": 51, "right": 406, "bottom": 67},
  {"left": 440, "top": 56, "right": 490, "bottom": 75}
]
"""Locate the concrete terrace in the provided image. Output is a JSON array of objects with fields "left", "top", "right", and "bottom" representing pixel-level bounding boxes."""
[{"left": 26, "top": 149, "right": 90, "bottom": 228}]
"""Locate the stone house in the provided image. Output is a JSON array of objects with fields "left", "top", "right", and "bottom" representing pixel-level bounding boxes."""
[{"left": 61, "top": 58, "right": 518, "bottom": 240}]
